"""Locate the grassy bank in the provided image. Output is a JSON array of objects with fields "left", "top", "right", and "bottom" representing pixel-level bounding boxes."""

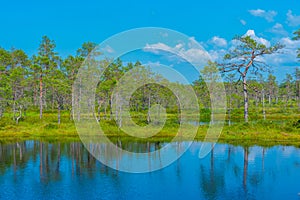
[{"left": 0, "top": 110, "right": 299, "bottom": 147}]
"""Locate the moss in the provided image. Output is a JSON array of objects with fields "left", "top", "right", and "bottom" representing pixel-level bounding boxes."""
[{"left": 0, "top": 111, "right": 299, "bottom": 147}]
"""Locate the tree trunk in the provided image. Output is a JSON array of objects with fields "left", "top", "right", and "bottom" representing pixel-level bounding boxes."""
[
  {"left": 118, "top": 104, "right": 122, "bottom": 128},
  {"left": 298, "top": 97, "right": 300, "bottom": 111},
  {"left": 228, "top": 108, "right": 231, "bottom": 126},
  {"left": 39, "top": 73, "right": 43, "bottom": 119},
  {"left": 57, "top": 104, "right": 61, "bottom": 124},
  {"left": 104, "top": 102, "right": 107, "bottom": 120},
  {"left": 97, "top": 101, "right": 101, "bottom": 122},
  {"left": 227, "top": 92, "right": 231, "bottom": 126},
  {"left": 52, "top": 87, "right": 55, "bottom": 111},
  {"left": 34, "top": 85, "right": 38, "bottom": 106},
  {"left": 262, "top": 89, "right": 266, "bottom": 120},
  {"left": 71, "top": 87, "right": 75, "bottom": 120},
  {"left": 147, "top": 94, "right": 151, "bottom": 124},
  {"left": 110, "top": 97, "right": 113, "bottom": 120},
  {"left": 76, "top": 78, "right": 82, "bottom": 122},
  {"left": 13, "top": 97, "right": 16, "bottom": 121},
  {"left": 16, "top": 105, "right": 22, "bottom": 124},
  {"left": 242, "top": 76, "right": 249, "bottom": 122},
  {"left": 255, "top": 94, "right": 258, "bottom": 107}
]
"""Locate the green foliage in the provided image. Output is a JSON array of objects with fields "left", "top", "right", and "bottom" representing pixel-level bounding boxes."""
[
  {"left": 293, "top": 29, "right": 300, "bottom": 59},
  {"left": 0, "top": 35, "right": 299, "bottom": 146},
  {"left": 43, "top": 123, "right": 59, "bottom": 130}
]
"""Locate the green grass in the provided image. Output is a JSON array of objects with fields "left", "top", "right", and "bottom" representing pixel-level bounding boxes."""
[{"left": 0, "top": 110, "right": 299, "bottom": 147}]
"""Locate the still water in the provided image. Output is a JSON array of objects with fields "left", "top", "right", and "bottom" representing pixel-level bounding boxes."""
[{"left": 0, "top": 141, "right": 300, "bottom": 200}]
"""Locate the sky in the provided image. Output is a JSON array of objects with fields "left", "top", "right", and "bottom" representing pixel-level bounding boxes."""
[{"left": 1, "top": 0, "right": 300, "bottom": 82}]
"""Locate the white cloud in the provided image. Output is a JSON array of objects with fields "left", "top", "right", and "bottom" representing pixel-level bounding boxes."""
[
  {"left": 202, "top": 29, "right": 298, "bottom": 78},
  {"left": 226, "top": 30, "right": 297, "bottom": 67},
  {"left": 144, "top": 42, "right": 172, "bottom": 54},
  {"left": 268, "top": 23, "right": 288, "bottom": 36},
  {"left": 240, "top": 19, "right": 247, "bottom": 26},
  {"left": 244, "top": 30, "right": 271, "bottom": 47},
  {"left": 144, "top": 30, "right": 299, "bottom": 75},
  {"left": 100, "top": 45, "right": 115, "bottom": 53},
  {"left": 210, "top": 36, "right": 227, "bottom": 47},
  {"left": 280, "top": 37, "right": 300, "bottom": 49},
  {"left": 144, "top": 37, "right": 212, "bottom": 66},
  {"left": 208, "top": 49, "right": 227, "bottom": 61},
  {"left": 144, "top": 61, "right": 162, "bottom": 67},
  {"left": 160, "top": 32, "right": 169, "bottom": 38},
  {"left": 239, "top": 30, "right": 300, "bottom": 66},
  {"left": 263, "top": 37, "right": 300, "bottom": 66},
  {"left": 248, "top": 9, "right": 277, "bottom": 22},
  {"left": 286, "top": 10, "right": 300, "bottom": 27}
]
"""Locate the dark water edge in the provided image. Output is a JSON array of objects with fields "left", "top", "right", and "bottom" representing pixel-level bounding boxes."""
[
  {"left": 1, "top": 135, "right": 300, "bottom": 149},
  {"left": 1, "top": 141, "right": 300, "bottom": 200}
]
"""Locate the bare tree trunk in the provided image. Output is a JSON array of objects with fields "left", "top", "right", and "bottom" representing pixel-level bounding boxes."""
[
  {"left": 262, "top": 89, "right": 266, "bottom": 120},
  {"left": 286, "top": 83, "right": 291, "bottom": 109},
  {"left": 298, "top": 98, "right": 300, "bottom": 111},
  {"left": 16, "top": 105, "right": 22, "bottom": 124},
  {"left": 77, "top": 78, "right": 82, "bottom": 122},
  {"left": 228, "top": 108, "right": 231, "bottom": 126},
  {"left": 97, "top": 104, "right": 101, "bottom": 122},
  {"left": 13, "top": 98, "right": 16, "bottom": 121},
  {"left": 110, "top": 96, "right": 113, "bottom": 120},
  {"left": 104, "top": 102, "right": 107, "bottom": 120},
  {"left": 52, "top": 87, "right": 55, "bottom": 111},
  {"left": 34, "top": 85, "right": 38, "bottom": 106},
  {"left": 242, "top": 76, "right": 249, "bottom": 123},
  {"left": 39, "top": 73, "right": 43, "bottom": 119},
  {"left": 228, "top": 89, "right": 232, "bottom": 125},
  {"left": 157, "top": 100, "right": 161, "bottom": 125},
  {"left": 255, "top": 93, "right": 258, "bottom": 107},
  {"left": 0, "top": 104, "right": 3, "bottom": 118},
  {"left": 147, "top": 94, "right": 151, "bottom": 124},
  {"left": 71, "top": 87, "right": 75, "bottom": 120},
  {"left": 118, "top": 104, "right": 122, "bottom": 128},
  {"left": 12, "top": 90, "right": 18, "bottom": 121},
  {"left": 57, "top": 104, "right": 61, "bottom": 124},
  {"left": 284, "top": 95, "right": 288, "bottom": 111}
]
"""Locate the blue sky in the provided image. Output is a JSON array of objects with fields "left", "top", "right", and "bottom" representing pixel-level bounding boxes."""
[{"left": 1, "top": 0, "right": 300, "bottom": 82}]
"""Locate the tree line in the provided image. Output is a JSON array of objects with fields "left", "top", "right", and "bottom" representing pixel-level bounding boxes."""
[{"left": 0, "top": 30, "right": 300, "bottom": 125}]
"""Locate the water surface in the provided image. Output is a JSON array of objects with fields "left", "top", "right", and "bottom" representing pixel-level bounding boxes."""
[{"left": 0, "top": 141, "right": 300, "bottom": 199}]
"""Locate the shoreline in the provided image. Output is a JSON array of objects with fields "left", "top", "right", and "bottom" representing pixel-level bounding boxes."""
[
  {"left": 1, "top": 113, "right": 299, "bottom": 146},
  {"left": 1, "top": 127, "right": 299, "bottom": 147}
]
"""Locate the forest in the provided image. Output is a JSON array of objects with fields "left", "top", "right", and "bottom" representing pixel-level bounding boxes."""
[{"left": 0, "top": 30, "right": 300, "bottom": 144}]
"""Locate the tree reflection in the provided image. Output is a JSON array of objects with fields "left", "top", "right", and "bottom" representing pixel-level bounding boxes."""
[
  {"left": 200, "top": 145, "right": 225, "bottom": 199},
  {"left": 243, "top": 147, "right": 249, "bottom": 188}
]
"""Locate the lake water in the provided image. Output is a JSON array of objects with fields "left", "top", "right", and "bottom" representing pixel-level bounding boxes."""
[{"left": 1, "top": 141, "right": 300, "bottom": 200}]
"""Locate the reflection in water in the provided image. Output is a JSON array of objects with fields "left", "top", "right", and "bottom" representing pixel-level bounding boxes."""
[
  {"left": 243, "top": 147, "right": 248, "bottom": 188},
  {"left": 0, "top": 141, "right": 300, "bottom": 199}
]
